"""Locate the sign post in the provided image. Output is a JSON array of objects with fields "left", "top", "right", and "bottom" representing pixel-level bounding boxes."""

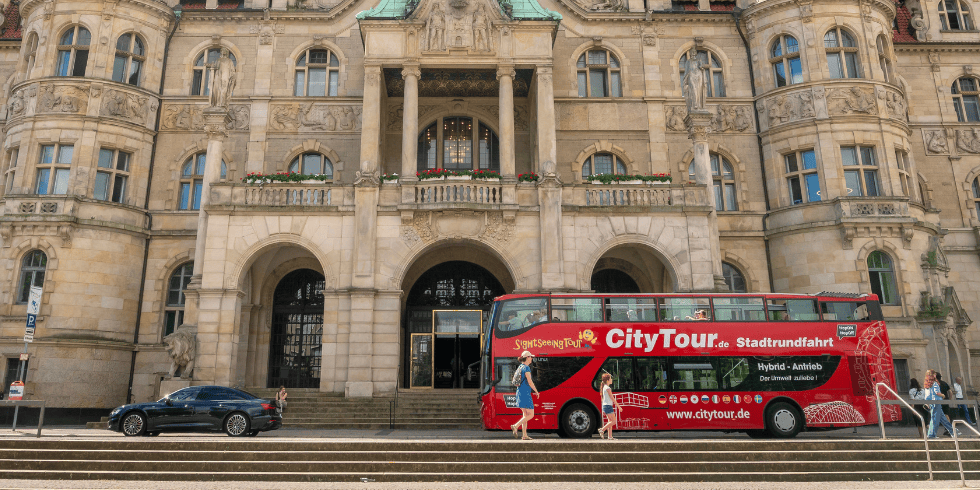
[{"left": 12, "top": 286, "right": 41, "bottom": 431}]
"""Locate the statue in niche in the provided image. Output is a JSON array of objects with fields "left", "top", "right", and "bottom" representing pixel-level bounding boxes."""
[
  {"left": 208, "top": 48, "right": 237, "bottom": 109},
  {"left": 426, "top": 3, "right": 447, "bottom": 51},
  {"left": 682, "top": 48, "right": 708, "bottom": 113},
  {"left": 472, "top": 5, "right": 492, "bottom": 51}
]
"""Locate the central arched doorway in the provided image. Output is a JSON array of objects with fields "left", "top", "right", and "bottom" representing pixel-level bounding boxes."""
[
  {"left": 403, "top": 260, "right": 506, "bottom": 389},
  {"left": 268, "top": 268, "right": 324, "bottom": 388},
  {"left": 591, "top": 244, "right": 675, "bottom": 293}
]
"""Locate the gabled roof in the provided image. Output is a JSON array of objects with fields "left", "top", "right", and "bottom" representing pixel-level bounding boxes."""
[{"left": 357, "top": 0, "right": 560, "bottom": 21}]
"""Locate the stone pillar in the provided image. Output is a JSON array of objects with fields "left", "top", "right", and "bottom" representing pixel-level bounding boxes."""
[
  {"left": 360, "top": 65, "right": 383, "bottom": 178},
  {"left": 498, "top": 66, "right": 516, "bottom": 178},
  {"left": 535, "top": 66, "right": 557, "bottom": 175},
  {"left": 401, "top": 65, "right": 420, "bottom": 181},
  {"left": 354, "top": 65, "right": 382, "bottom": 289},
  {"left": 685, "top": 111, "right": 728, "bottom": 292},
  {"left": 346, "top": 290, "right": 376, "bottom": 397}
]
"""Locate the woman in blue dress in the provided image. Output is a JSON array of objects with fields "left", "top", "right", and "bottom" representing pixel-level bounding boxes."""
[
  {"left": 511, "top": 350, "right": 540, "bottom": 440},
  {"left": 926, "top": 369, "right": 956, "bottom": 438}
]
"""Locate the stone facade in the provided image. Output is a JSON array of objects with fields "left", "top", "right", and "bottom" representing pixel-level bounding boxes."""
[{"left": 0, "top": 0, "right": 976, "bottom": 408}]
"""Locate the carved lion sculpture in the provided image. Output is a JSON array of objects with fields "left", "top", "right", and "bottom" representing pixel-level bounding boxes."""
[{"left": 163, "top": 326, "right": 197, "bottom": 379}]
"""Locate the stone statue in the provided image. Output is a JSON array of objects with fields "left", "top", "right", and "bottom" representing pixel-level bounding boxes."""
[
  {"left": 682, "top": 48, "right": 708, "bottom": 113},
  {"left": 472, "top": 5, "right": 492, "bottom": 51},
  {"left": 426, "top": 3, "right": 446, "bottom": 51},
  {"left": 208, "top": 48, "right": 237, "bottom": 109},
  {"left": 590, "top": 0, "right": 625, "bottom": 11},
  {"left": 163, "top": 325, "right": 197, "bottom": 379}
]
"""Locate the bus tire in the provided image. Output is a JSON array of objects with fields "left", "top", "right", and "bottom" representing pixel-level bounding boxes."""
[
  {"left": 560, "top": 403, "right": 598, "bottom": 439},
  {"left": 765, "top": 402, "right": 803, "bottom": 438}
]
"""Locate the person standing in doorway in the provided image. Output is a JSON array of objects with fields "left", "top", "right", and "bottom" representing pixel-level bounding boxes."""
[
  {"left": 511, "top": 350, "right": 539, "bottom": 440},
  {"left": 597, "top": 373, "right": 622, "bottom": 440},
  {"left": 954, "top": 376, "right": 975, "bottom": 426},
  {"left": 274, "top": 385, "right": 288, "bottom": 414}
]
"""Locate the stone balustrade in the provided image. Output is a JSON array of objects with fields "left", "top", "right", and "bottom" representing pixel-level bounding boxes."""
[
  {"left": 410, "top": 179, "right": 505, "bottom": 205},
  {"left": 567, "top": 184, "right": 706, "bottom": 209},
  {"left": 211, "top": 183, "right": 341, "bottom": 207},
  {"left": 835, "top": 197, "right": 911, "bottom": 219}
]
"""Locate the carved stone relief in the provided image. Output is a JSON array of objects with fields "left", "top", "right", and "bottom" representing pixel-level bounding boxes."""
[
  {"left": 954, "top": 128, "right": 980, "bottom": 154},
  {"left": 765, "top": 89, "right": 817, "bottom": 126},
  {"left": 587, "top": 0, "right": 625, "bottom": 11},
  {"left": 826, "top": 87, "right": 877, "bottom": 116},
  {"left": 269, "top": 104, "right": 361, "bottom": 131},
  {"left": 7, "top": 89, "right": 26, "bottom": 117},
  {"left": 386, "top": 105, "right": 403, "bottom": 131},
  {"left": 101, "top": 89, "right": 149, "bottom": 122},
  {"left": 796, "top": 0, "right": 813, "bottom": 22},
  {"left": 162, "top": 104, "right": 250, "bottom": 131},
  {"left": 880, "top": 89, "right": 908, "bottom": 121},
  {"left": 665, "top": 105, "right": 752, "bottom": 132},
  {"left": 37, "top": 84, "right": 88, "bottom": 114},
  {"left": 923, "top": 129, "right": 950, "bottom": 154},
  {"left": 418, "top": 0, "right": 498, "bottom": 52},
  {"left": 400, "top": 210, "right": 514, "bottom": 247}
]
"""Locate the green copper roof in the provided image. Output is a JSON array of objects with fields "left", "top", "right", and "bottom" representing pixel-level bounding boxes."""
[{"left": 356, "top": 0, "right": 560, "bottom": 21}]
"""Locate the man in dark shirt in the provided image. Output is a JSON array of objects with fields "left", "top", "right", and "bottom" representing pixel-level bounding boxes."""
[{"left": 937, "top": 373, "right": 953, "bottom": 425}]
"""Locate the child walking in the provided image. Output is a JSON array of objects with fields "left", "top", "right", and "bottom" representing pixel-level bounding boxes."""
[{"left": 597, "top": 373, "right": 622, "bottom": 440}]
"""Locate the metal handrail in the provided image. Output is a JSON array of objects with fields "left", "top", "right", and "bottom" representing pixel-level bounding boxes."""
[
  {"left": 951, "top": 420, "right": 980, "bottom": 487},
  {"left": 875, "top": 382, "right": 932, "bottom": 480}
]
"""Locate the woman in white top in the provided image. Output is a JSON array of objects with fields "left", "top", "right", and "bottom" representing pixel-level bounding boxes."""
[
  {"left": 909, "top": 378, "right": 926, "bottom": 438},
  {"left": 597, "top": 373, "right": 622, "bottom": 440}
]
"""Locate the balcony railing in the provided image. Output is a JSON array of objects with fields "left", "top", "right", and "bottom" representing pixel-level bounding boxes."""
[
  {"left": 412, "top": 179, "right": 504, "bottom": 205},
  {"left": 211, "top": 183, "right": 342, "bottom": 207},
  {"left": 566, "top": 184, "right": 706, "bottom": 208}
]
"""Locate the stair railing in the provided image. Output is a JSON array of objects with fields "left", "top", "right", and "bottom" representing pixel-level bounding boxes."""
[
  {"left": 951, "top": 420, "right": 980, "bottom": 487},
  {"left": 875, "top": 382, "right": 932, "bottom": 480}
]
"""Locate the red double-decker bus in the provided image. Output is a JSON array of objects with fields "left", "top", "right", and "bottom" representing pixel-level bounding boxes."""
[{"left": 479, "top": 292, "right": 900, "bottom": 438}]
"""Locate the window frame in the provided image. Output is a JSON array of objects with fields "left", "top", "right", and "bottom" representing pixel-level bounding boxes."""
[
  {"left": 784, "top": 149, "right": 821, "bottom": 205},
  {"left": 577, "top": 49, "right": 622, "bottom": 98},
  {"left": 952, "top": 77, "right": 980, "bottom": 122},
  {"left": 582, "top": 152, "right": 628, "bottom": 178},
  {"left": 895, "top": 149, "right": 917, "bottom": 202},
  {"left": 112, "top": 33, "right": 146, "bottom": 86},
  {"left": 2, "top": 147, "right": 18, "bottom": 196},
  {"left": 34, "top": 144, "right": 73, "bottom": 195},
  {"left": 971, "top": 176, "right": 980, "bottom": 220},
  {"left": 939, "top": 0, "right": 974, "bottom": 30},
  {"left": 876, "top": 35, "right": 893, "bottom": 83},
  {"left": 191, "top": 48, "right": 237, "bottom": 96},
  {"left": 17, "top": 250, "right": 47, "bottom": 305},
  {"left": 288, "top": 152, "right": 334, "bottom": 179},
  {"left": 163, "top": 262, "right": 194, "bottom": 337},
  {"left": 24, "top": 32, "right": 38, "bottom": 78},
  {"left": 178, "top": 153, "right": 227, "bottom": 210},
  {"left": 770, "top": 35, "right": 803, "bottom": 87},
  {"left": 95, "top": 148, "right": 131, "bottom": 204},
  {"left": 679, "top": 49, "right": 726, "bottom": 97},
  {"left": 824, "top": 27, "right": 861, "bottom": 79},
  {"left": 56, "top": 25, "right": 91, "bottom": 77},
  {"left": 294, "top": 48, "right": 341, "bottom": 97},
  {"left": 688, "top": 153, "right": 738, "bottom": 211},
  {"left": 840, "top": 145, "right": 881, "bottom": 197},
  {"left": 867, "top": 251, "right": 901, "bottom": 306},
  {"left": 722, "top": 262, "right": 747, "bottom": 293},
  {"left": 416, "top": 117, "right": 500, "bottom": 172}
]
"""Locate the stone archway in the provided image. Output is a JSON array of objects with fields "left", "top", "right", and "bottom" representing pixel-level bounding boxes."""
[{"left": 590, "top": 244, "right": 675, "bottom": 293}]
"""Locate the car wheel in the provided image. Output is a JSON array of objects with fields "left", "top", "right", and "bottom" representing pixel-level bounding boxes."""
[
  {"left": 224, "top": 412, "right": 250, "bottom": 437},
  {"left": 121, "top": 412, "right": 146, "bottom": 437},
  {"left": 560, "top": 403, "right": 597, "bottom": 439},
  {"left": 765, "top": 402, "right": 803, "bottom": 438}
]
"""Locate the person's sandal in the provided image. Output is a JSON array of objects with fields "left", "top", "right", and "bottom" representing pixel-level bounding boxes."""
[
  {"left": 522, "top": 436, "right": 532, "bottom": 440},
  {"left": 598, "top": 429, "right": 605, "bottom": 439},
  {"left": 512, "top": 425, "right": 519, "bottom": 439}
]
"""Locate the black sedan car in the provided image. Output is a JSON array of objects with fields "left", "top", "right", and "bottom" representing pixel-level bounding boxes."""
[{"left": 108, "top": 385, "right": 282, "bottom": 437}]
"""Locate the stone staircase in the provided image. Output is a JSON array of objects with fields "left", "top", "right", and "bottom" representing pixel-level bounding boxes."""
[
  {"left": 0, "top": 438, "right": 977, "bottom": 482},
  {"left": 247, "top": 388, "right": 482, "bottom": 430}
]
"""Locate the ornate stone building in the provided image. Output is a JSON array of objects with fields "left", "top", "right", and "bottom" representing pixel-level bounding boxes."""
[{"left": 0, "top": 0, "right": 977, "bottom": 411}]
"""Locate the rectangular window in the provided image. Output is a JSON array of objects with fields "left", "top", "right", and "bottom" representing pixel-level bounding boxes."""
[
  {"left": 2, "top": 148, "right": 18, "bottom": 195},
  {"left": 789, "top": 58, "right": 803, "bottom": 84},
  {"left": 308, "top": 67, "right": 326, "bottom": 97},
  {"left": 712, "top": 297, "right": 766, "bottom": 322},
  {"left": 767, "top": 298, "right": 819, "bottom": 321},
  {"left": 827, "top": 53, "right": 844, "bottom": 79},
  {"left": 788, "top": 176, "right": 803, "bottom": 204},
  {"left": 577, "top": 72, "right": 588, "bottom": 97},
  {"left": 35, "top": 168, "right": 50, "bottom": 194},
  {"left": 57, "top": 51, "right": 71, "bottom": 77},
  {"left": 805, "top": 173, "right": 822, "bottom": 202},
  {"left": 589, "top": 70, "right": 607, "bottom": 97},
  {"left": 786, "top": 150, "right": 820, "bottom": 205},
  {"left": 328, "top": 71, "right": 339, "bottom": 96},
  {"left": 94, "top": 172, "right": 110, "bottom": 201},
  {"left": 610, "top": 72, "right": 622, "bottom": 97},
  {"left": 820, "top": 301, "right": 869, "bottom": 321},
  {"left": 294, "top": 72, "right": 305, "bottom": 96},
  {"left": 774, "top": 63, "right": 787, "bottom": 87},
  {"left": 844, "top": 52, "right": 859, "bottom": 78},
  {"left": 551, "top": 297, "right": 603, "bottom": 322},
  {"left": 670, "top": 360, "right": 718, "bottom": 391},
  {"left": 605, "top": 297, "right": 658, "bottom": 322},
  {"left": 635, "top": 357, "right": 667, "bottom": 391},
  {"left": 661, "top": 297, "right": 712, "bottom": 321}
]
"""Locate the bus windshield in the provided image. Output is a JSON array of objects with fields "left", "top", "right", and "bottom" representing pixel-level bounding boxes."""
[{"left": 494, "top": 297, "right": 548, "bottom": 333}]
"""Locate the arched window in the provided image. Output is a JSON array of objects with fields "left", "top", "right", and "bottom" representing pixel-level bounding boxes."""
[
  {"left": 582, "top": 153, "right": 627, "bottom": 178},
  {"left": 192, "top": 48, "right": 236, "bottom": 96},
  {"left": 294, "top": 48, "right": 340, "bottom": 97},
  {"left": 972, "top": 176, "right": 980, "bottom": 219},
  {"left": 24, "top": 33, "right": 38, "bottom": 77},
  {"left": 770, "top": 35, "right": 802, "bottom": 87},
  {"left": 688, "top": 153, "right": 738, "bottom": 211},
  {"left": 417, "top": 117, "right": 499, "bottom": 171},
  {"left": 56, "top": 26, "right": 91, "bottom": 77},
  {"left": 178, "top": 153, "right": 226, "bottom": 210},
  {"left": 824, "top": 27, "right": 861, "bottom": 79},
  {"left": 952, "top": 77, "right": 980, "bottom": 122},
  {"left": 680, "top": 49, "right": 725, "bottom": 97},
  {"left": 867, "top": 251, "right": 899, "bottom": 305},
  {"left": 577, "top": 49, "right": 622, "bottom": 98},
  {"left": 876, "top": 35, "right": 893, "bottom": 83},
  {"left": 112, "top": 33, "right": 145, "bottom": 86},
  {"left": 940, "top": 0, "right": 973, "bottom": 30},
  {"left": 164, "top": 262, "right": 193, "bottom": 337},
  {"left": 288, "top": 152, "right": 333, "bottom": 179},
  {"left": 722, "top": 262, "right": 747, "bottom": 293},
  {"left": 18, "top": 250, "right": 46, "bottom": 304}
]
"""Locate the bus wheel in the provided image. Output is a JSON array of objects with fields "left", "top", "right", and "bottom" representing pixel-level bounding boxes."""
[
  {"left": 560, "top": 403, "right": 597, "bottom": 439},
  {"left": 765, "top": 402, "right": 802, "bottom": 438}
]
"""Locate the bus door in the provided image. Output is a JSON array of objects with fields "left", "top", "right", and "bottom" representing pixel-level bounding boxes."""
[
  {"left": 667, "top": 357, "right": 754, "bottom": 430},
  {"left": 593, "top": 356, "right": 668, "bottom": 431}
]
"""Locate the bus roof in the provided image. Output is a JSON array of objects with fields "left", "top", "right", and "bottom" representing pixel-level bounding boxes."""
[{"left": 492, "top": 292, "right": 881, "bottom": 302}]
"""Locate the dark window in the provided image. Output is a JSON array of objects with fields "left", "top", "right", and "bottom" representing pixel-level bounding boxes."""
[
  {"left": 4, "top": 358, "right": 27, "bottom": 398},
  {"left": 577, "top": 49, "right": 621, "bottom": 98},
  {"left": 593, "top": 357, "right": 635, "bottom": 391},
  {"left": 766, "top": 298, "right": 819, "bottom": 321},
  {"left": 952, "top": 77, "right": 980, "bottom": 122},
  {"left": 164, "top": 263, "right": 193, "bottom": 337},
  {"left": 635, "top": 357, "right": 668, "bottom": 391},
  {"left": 165, "top": 387, "right": 200, "bottom": 402},
  {"left": 17, "top": 250, "right": 46, "bottom": 304},
  {"left": 713, "top": 297, "right": 766, "bottom": 321},
  {"left": 605, "top": 297, "right": 658, "bottom": 322},
  {"left": 497, "top": 357, "right": 591, "bottom": 393},
  {"left": 591, "top": 269, "right": 639, "bottom": 294},
  {"left": 868, "top": 251, "right": 900, "bottom": 305},
  {"left": 112, "top": 33, "right": 145, "bottom": 85},
  {"left": 192, "top": 48, "right": 236, "bottom": 96},
  {"left": 722, "top": 262, "right": 747, "bottom": 293},
  {"left": 57, "top": 26, "right": 91, "bottom": 77},
  {"left": 771, "top": 34, "right": 803, "bottom": 87},
  {"left": 820, "top": 301, "right": 870, "bottom": 321}
]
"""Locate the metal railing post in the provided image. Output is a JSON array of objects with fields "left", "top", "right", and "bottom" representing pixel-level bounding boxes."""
[
  {"left": 951, "top": 420, "right": 980, "bottom": 487},
  {"left": 876, "top": 382, "right": 932, "bottom": 480}
]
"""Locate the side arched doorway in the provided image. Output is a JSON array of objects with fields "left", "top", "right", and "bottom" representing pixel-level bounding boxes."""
[
  {"left": 268, "top": 269, "right": 324, "bottom": 388},
  {"left": 403, "top": 260, "right": 506, "bottom": 389},
  {"left": 591, "top": 244, "right": 676, "bottom": 293}
]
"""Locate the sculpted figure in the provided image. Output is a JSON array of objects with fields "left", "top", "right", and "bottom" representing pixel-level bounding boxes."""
[
  {"left": 208, "top": 48, "right": 237, "bottom": 109},
  {"left": 799, "top": 92, "right": 815, "bottom": 118},
  {"left": 7, "top": 90, "right": 24, "bottom": 116},
  {"left": 426, "top": 3, "right": 446, "bottom": 51},
  {"left": 472, "top": 5, "right": 492, "bottom": 51},
  {"left": 666, "top": 106, "right": 687, "bottom": 131},
  {"left": 163, "top": 326, "right": 197, "bottom": 379},
  {"left": 682, "top": 48, "right": 708, "bottom": 113},
  {"left": 849, "top": 87, "right": 876, "bottom": 114},
  {"left": 590, "top": 0, "right": 625, "bottom": 10},
  {"left": 926, "top": 130, "right": 948, "bottom": 154},
  {"left": 734, "top": 106, "right": 752, "bottom": 131}
]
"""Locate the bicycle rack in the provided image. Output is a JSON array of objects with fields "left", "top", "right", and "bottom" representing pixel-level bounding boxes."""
[{"left": 875, "top": 382, "right": 932, "bottom": 480}]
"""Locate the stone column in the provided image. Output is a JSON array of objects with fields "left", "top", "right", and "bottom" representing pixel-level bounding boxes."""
[
  {"left": 498, "top": 66, "right": 516, "bottom": 178},
  {"left": 401, "top": 65, "right": 420, "bottom": 181},
  {"left": 354, "top": 65, "right": 382, "bottom": 289},
  {"left": 685, "top": 111, "right": 728, "bottom": 291},
  {"left": 535, "top": 66, "right": 557, "bottom": 175}
]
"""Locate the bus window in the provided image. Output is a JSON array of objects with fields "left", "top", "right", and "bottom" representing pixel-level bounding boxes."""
[
  {"left": 766, "top": 298, "right": 819, "bottom": 321},
  {"left": 821, "top": 301, "right": 869, "bottom": 321},
  {"left": 717, "top": 357, "right": 750, "bottom": 390},
  {"left": 532, "top": 357, "right": 593, "bottom": 392},
  {"left": 593, "top": 357, "right": 635, "bottom": 391},
  {"left": 636, "top": 357, "right": 667, "bottom": 391},
  {"left": 495, "top": 358, "right": 521, "bottom": 393},
  {"left": 713, "top": 297, "right": 766, "bottom": 321},
  {"left": 495, "top": 298, "right": 548, "bottom": 332},
  {"left": 552, "top": 297, "right": 603, "bottom": 322},
  {"left": 661, "top": 297, "right": 712, "bottom": 321},
  {"left": 671, "top": 360, "right": 718, "bottom": 391},
  {"left": 605, "top": 297, "right": 658, "bottom": 322}
]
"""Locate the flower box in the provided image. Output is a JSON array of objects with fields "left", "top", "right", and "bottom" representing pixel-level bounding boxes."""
[
  {"left": 446, "top": 175, "right": 470, "bottom": 181},
  {"left": 624, "top": 180, "right": 643, "bottom": 185},
  {"left": 383, "top": 179, "right": 399, "bottom": 185}
]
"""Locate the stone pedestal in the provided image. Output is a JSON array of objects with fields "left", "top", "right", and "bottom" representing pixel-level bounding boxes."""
[
  {"left": 158, "top": 378, "right": 192, "bottom": 399},
  {"left": 685, "top": 111, "right": 729, "bottom": 292}
]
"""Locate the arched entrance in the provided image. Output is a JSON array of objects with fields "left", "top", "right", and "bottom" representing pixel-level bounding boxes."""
[
  {"left": 268, "top": 269, "right": 324, "bottom": 388},
  {"left": 403, "top": 260, "right": 508, "bottom": 389},
  {"left": 591, "top": 244, "right": 675, "bottom": 293}
]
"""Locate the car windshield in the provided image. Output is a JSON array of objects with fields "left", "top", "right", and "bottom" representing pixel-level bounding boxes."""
[{"left": 159, "top": 387, "right": 198, "bottom": 403}]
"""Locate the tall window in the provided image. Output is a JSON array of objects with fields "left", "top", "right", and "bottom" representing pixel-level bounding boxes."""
[
  {"left": 939, "top": 0, "right": 973, "bottom": 30},
  {"left": 771, "top": 35, "right": 803, "bottom": 87},
  {"left": 192, "top": 48, "right": 236, "bottom": 96},
  {"left": 417, "top": 117, "right": 499, "bottom": 172},
  {"left": 841, "top": 146, "right": 880, "bottom": 197},
  {"left": 876, "top": 35, "right": 893, "bottom": 83},
  {"left": 582, "top": 153, "right": 627, "bottom": 178},
  {"left": 824, "top": 27, "right": 861, "bottom": 79},
  {"left": 35, "top": 144, "right": 73, "bottom": 195},
  {"left": 785, "top": 149, "right": 820, "bottom": 205},
  {"left": 577, "top": 49, "right": 622, "bottom": 98},
  {"left": 722, "top": 262, "right": 747, "bottom": 293},
  {"left": 952, "top": 77, "right": 980, "bottom": 122},
  {"left": 17, "top": 250, "right": 46, "bottom": 304},
  {"left": 895, "top": 150, "right": 916, "bottom": 201},
  {"left": 95, "top": 149, "right": 130, "bottom": 203},
  {"left": 164, "top": 262, "right": 193, "bottom": 337},
  {"left": 24, "top": 33, "right": 38, "bottom": 77},
  {"left": 679, "top": 49, "right": 725, "bottom": 97},
  {"left": 972, "top": 176, "right": 980, "bottom": 219},
  {"left": 688, "top": 154, "right": 738, "bottom": 211},
  {"left": 288, "top": 152, "right": 333, "bottom": 179},
  {"left": 867, "top": 251, "right": 899, "bottom": 305},
  {"left": 112, "top": 33, "right": 145, "bottom": 86},
  {"left": 178, "top": 153, "right": 227, "bottom": 210},
  {"left": 294, "top": 48, "right": 340, "bottom": 97},
  {"left": 3, "top": 148, "right": 18, "bottom": 195},
  {"left": 56, "top": 26, "right": 91, "bottom": 77}
]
